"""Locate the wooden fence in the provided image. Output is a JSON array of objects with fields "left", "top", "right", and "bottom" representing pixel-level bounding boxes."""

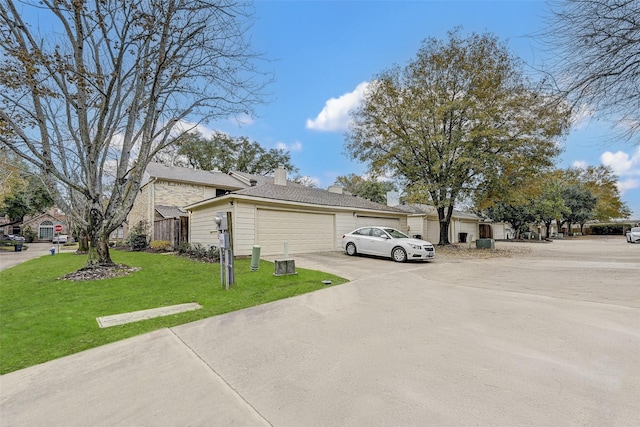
[{"left": 153, "top": 217, "right": 188, "bottom": 250}]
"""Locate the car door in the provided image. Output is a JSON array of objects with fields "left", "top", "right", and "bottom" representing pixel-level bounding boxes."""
[
  {"left": 366, "top": 227, "right": 391, "bottom": 256},
  {"left": 351, "top": 228, "right": 373, "bottom": 255}
]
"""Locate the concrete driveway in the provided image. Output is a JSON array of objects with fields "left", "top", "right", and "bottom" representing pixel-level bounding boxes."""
[
  {"left": 0, "top": 242, "right": 69, "bottom": 271},
  {"left": 1, "top": 237, "right": 639, "bottom": 425}
]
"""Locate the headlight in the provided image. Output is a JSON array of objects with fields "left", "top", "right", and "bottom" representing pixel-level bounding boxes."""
[{"left": 408, "top": 243, "right": 422, "bottom": 250}]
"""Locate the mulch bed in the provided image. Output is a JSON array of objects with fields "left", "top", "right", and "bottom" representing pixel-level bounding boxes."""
[{"left": 60, "top": 264, "right": 141, "bottom": 281}]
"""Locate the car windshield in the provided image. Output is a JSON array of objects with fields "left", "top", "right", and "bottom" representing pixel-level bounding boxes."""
[
  {"left": 383, "top": 228, "right": 409, "bottom": 238},
  {"left": 632, "top": 227, "right": 640, "bottom": 232}
]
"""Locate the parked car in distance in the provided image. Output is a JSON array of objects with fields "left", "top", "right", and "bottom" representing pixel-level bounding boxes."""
[
  {"left": 342, "top": 226, "right": 435, "bottom": 262},
  {"left": 52, "top": 234, "right": 69, "bottom": 244},
  {"left": 5, "top": 234, "right": 26, "bottom": 242},
  {"left": 626, "top": 227, "right": 640, "bottom": 243}
]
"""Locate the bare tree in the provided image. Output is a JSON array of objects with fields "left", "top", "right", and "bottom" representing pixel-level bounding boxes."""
[
  {"left": 546, "top": 0, "right": 640, "bottom": 144},
  {"left": 0, "top": 0, "right": 267, "bottom": 267}
]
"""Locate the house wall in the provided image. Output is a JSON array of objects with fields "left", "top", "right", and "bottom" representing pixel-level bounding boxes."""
[
  {"left": 421, "top": 216, "right": 481, "bottom": 244},
  {"left": 128, "top": 184, "right": 151, "bottom": 230},
  {"left": 189, "top": 198, "right": 408, "bottom": 256},
  {"left": 407, "top": 216, "right": 424, "bottom": 239},
  {"left": 128, "top": 179, "right": 221, "bottom": 240},
  {"left": 154, "top": 180, "right": 216, "bottom": 206},
  {"left": 457, "top": 220, "right": 479, "bottom": 242},
  {"left": 234, "top": 201, "right": 257, "bottom": 254},
  {"left": 189, "top": 203, "right": 224, "bottom": 248}
]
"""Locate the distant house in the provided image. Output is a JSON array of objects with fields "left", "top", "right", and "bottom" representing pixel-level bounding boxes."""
[
  {"left": 186, "top": 168, "right": 408, "bottom": 256},
  {"left": 128, "top": 162, "right": 278, "bottom": 247},
  {"left": 133, "top": 163, "right": 488, "bottom": 255},
  {"left": 393, "top": 204, "right": 482, "bottom": 244},
  {"left": 1, "top": 207, "right": 68, "bottom": 242}
]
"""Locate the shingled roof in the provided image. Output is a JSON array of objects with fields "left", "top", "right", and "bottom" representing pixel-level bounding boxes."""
[
  {"left": 145, "top": 162, "right": 247, "bottom": 189},
  {"left": 231, "top": 183, "right": 404, "bottom": 213},
  {"left": 395, "top": 203, "right": 481, "bottom": 220},
  {"left": 155, "top": 205, "right": 187, "bottom": 218}
]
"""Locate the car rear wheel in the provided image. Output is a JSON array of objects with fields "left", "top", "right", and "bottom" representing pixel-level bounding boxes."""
[
  {"left": 346, "top": 242, "right": 357, "bottom": 256},
  {"left": 392, "top": 247, "right": 407, "bottom": 262}
]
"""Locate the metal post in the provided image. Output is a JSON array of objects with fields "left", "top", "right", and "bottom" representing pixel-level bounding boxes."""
[{"left": 219, "top": 246, "right": 226, "bottom": 289}]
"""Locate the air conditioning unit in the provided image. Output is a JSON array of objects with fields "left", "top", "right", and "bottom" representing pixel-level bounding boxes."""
[
  {"left": 274, "top": 259, "right": 296, "bottom": 276},
  {"left": 476, "top": 238, "right": 495, "bottom": 249}
]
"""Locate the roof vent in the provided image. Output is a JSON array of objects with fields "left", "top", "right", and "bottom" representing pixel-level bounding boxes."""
[
  {"left": 250, "top": 179, "right": 258, "bottom": 186},
  {"left": 327, "top": 185, "right": 343, "bottom": 194}
]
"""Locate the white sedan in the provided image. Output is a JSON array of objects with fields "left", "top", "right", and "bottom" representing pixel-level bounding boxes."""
[
  {"left": 342, "top": 226, "right": 435, "bottom": 262},
  {"left": 626, "top": 227, "right": 640, "bottom": 243},
  {"left": 52, "top": 234, "right": 68, "bottom": 243}
]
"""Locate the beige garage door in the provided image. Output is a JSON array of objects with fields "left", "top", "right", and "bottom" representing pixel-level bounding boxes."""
[
  {"left": 426, "top": 219, "right": 440, "bottom": 244},
  {"left": 355, "top": 216, "right": 400, "bottom": 229},
  {"left": 257, "top": 209, "right": 335, "bottom": 255}
]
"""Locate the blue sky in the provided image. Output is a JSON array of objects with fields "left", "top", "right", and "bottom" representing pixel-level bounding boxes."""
[{"left": 203, "top": 0, "right": 640, "bottom": 217}]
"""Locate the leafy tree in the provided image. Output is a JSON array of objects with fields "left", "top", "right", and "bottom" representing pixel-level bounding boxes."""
[
  {"left": 484, "top": 201, "right": 538, "bottom": 240},
  {"left": 1, "top": 150, "right": 24, "bottom": 211},
  {"left": 559, "top": 185, "right": 597, "bottom": 235},
  {"left": 0, "top": 151, "right": 54, "bottom": 223},
  {"left": 546, "top": 0, "right": 640, "bottom": 144},
  {"left": 0, "top": 0, "right": 266, "bottom": 267},
  {"left": 532, "top": 172, "right": 570, "bottom": 238},
  {"left": 569, "top": 165, "right": 631, "bottom": 221},
  {"left": 346, "top": 30, "right": 570, "bottom": 245},
  {"left": 334, "top": 174, "right": 397, "bottom": 204},
  {"left": 2, "top": 175, "right": 54, "bottom": 222},
  {"left": 161, "top": 131, "right": 299, "bottom": 175}
]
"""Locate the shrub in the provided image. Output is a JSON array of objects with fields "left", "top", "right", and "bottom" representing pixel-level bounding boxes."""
[
  {"left": 590, "top": 223, "right": 634, "bottom": 235},
  {"left": 177, "top": 242, "right": 219, "bottom": 262},
  {"left": 125, "top": 221, "right": 150, "bottom": 251},
  {"left": 150, "top": 240, "right": 172, "bottom": 252},
  {"left": 22, "top": 226, "right": 36, "bottom": 243}
]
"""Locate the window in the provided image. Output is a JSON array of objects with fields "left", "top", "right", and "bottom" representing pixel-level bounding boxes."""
[
  {"left": 354, "top": 228, "right": 371, "bottom": 236},
  {"left": 39, "top": 220, "right": 54, "bottom": 240},
  {"left": 371, "top": 228, "right": 385, "bottom": 238}
]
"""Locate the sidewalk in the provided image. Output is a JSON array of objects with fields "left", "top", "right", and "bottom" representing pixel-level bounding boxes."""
[{"left": 0, "top": 243, "right": 63, "bottom": 271}]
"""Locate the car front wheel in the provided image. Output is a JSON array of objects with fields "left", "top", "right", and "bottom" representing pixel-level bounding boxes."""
[
  {"left": 392, "top": 247, "right": 407, "bottom": 262},
  {"left": 346, "top": 242, "right": 357, "bottom": 256}
]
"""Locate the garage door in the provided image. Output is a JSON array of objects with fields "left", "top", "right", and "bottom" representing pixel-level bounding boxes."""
[
  {"left": 257, "top": 209, "right": 335, "bottom": 255},
  {"left": 355, "top": 216, "right": 400, "bottom": 229},
  {"left": 426, "top": 219, "right": 440, "bottom": 244}
]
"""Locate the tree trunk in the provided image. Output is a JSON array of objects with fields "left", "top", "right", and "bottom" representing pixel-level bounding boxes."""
[
  {"left": 437, "top": 205, "right": 453, "bottom": 245},
  {"left": 544, "top": 220, "right": 553, "bottom": 238},
  {"left": 85, "top": 231, "right": 114, "bottom": 267}
]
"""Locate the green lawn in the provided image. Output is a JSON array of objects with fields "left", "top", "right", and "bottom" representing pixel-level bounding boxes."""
[{"left": 0, "top": 251, "right": 347, "bottom": 374}]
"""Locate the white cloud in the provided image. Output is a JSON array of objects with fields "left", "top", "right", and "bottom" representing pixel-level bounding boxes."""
[
  {"left": 600, "top": 147, "right": 640, "bottom": 195},
  {"left": 275, "top": 140, "right": 303, "bottom": 152},
  {"left": 231, "top": 113, "right": 254, "bottom": 127},
  {"left": 600, "top": 147, "right": 640, "bottom": 177},
  {"left": 618, "top": 178, "right": 640, "bottom": 192},
  {"left": 172, "top": 120, "right": 220, "bottom": 139},
  {"left": 306, "top": 82, "right": 370, "bottom": 132},
  {"left": 572, "top": 160, "right": 588, "bottom": 169}
]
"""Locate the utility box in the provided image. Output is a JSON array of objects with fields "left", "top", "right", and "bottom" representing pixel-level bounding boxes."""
[
  {"left": 476, "top": 238, "right": 495, "bottom": 249},
  {"left": 274, "top": 259, "right": 296, "bottom": 276}
]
